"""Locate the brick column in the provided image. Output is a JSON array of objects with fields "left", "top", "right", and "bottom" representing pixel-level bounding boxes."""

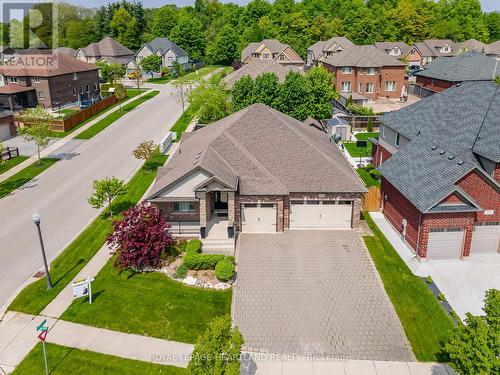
[
  {"left": 199, "top": 192, "right": 207, "bottom": 227},
  {"left": 227, "top": 192, "right": 235, "bottom": 225},
  {"left": 461, "top": 225, "right": 474, "bottom": 259}
]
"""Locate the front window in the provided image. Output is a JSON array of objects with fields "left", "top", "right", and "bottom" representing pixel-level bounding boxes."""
[
  {"left": 9, "top": 77, "right": 18, "bottom": 83},
  {"left": 385, "top": 81, "right": 396, "bottom": 92},
  {"left": 173, "top": 202, "right": 196, "bottom": 213},
  {"left": 358, "top": 83, "right": 362, "bottom": 93},
  {"left": 341, "top": 81, "right": 351, "bottom": 92},
  {"left": 365, "top": 83, "right": 374, "bottom": 93},
  {"left": 366, "top": 67, "right": 375, "bottom": 75},
  {"left": 34, "top": 77, "right": 40, "bottom": 83},
  {"left": 252, "top": 53, "right": 260, "bottom": 59},
  {"left": 37, "top": 91, "right": 44, "bottom": 100},
  {"left": 342, "top": 67, "right": 352, "bottom": 74},
  {"left": 410, "top": 49, "right": 416, "bottom": 55},
  {"left": 263, "top": 53, "right": 269, "bottom": 59},
  {"left": 168, "top": 56, "right": 173, "bottom": 62},
  {"left": 279, "top": 54, "right": 284, "bottom": 61}
]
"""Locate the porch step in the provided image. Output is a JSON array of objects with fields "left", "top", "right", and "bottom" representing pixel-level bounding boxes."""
[{"left": 201, "top": 238, "right": 235, "bottom": 256}]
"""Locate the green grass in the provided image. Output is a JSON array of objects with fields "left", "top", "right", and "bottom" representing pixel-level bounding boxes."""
[
  {"left": 146, "top": 76, "right": 173, "bottom": 84},
  {"left": 75, "top": 91, "right": 160, "bottom": 140},
  {"left": 0, "top": 158, "right": 59, "bottom": 199},
  {"left": 0, "top": 156, "right": 29, "bottom": 175},
  {"left": 170, "top": 106, "right": 197, "bottom": 141},
  {"left": 48, "top": 89, "right": 146, "bottom": 138},
  {"left": 344, "top": 132, "right": 379, "bottom": 158},
  {"left": 61, "top": 258, "right": 232, "bottom": 344},
  {"left": 354, "top": 132, "right": 378, "bottom": 140},
  {"left": 13, "top": 343, "right": 187, "bottom": 375},
  {"left": 363, "top": 213, "right": 453, "bottom": 361},
  {"left": 357, "top": 167, "right": 380, "bottom": 187},
  {"left": 175, "top": 65, "right": 224, "bottom": 83},
  {"left": 8, "top": 153, "right": 167, "bottom": 315},
  {"left": 55, "top": 108, "right": 78, "bottom": 118}
]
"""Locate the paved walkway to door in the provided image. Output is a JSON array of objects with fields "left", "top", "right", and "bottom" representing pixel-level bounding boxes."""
[{"left": 233, "top": 231, "right": 413, "bottom": 361}]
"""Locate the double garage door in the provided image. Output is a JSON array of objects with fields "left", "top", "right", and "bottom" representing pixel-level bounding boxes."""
[{"left": 290, "top": 200, "right": 352, "bottom": 229}]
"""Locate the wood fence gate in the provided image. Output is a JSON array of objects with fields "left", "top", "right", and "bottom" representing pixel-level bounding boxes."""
[{"left": 363, "top": 186, "right": 381, "bottom": 211}]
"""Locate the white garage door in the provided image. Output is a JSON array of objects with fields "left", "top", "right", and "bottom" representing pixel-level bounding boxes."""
[
  {"left": 289, "top": 200, "right": 352, "bottom": 229},
  {"left": 470, "top": 224, "right": 500, "bottom": 253},
  {"left": 0, "top": 123, "right": 11, "bottom": 141},
  {"left": 241, "top": 203, "right": 276, "bottom": 233},
  {"left": 427, "top": 228, "right": 464, "bottom": 259}
]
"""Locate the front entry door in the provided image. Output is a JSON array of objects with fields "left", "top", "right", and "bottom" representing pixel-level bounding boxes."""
[{"left": 214, "top": 191, "right": 228, "bottom": 210}]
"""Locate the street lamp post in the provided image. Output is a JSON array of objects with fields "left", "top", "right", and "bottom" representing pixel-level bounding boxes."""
[{"left": 32, "top": 214, "right": 52, "bottom": 290}]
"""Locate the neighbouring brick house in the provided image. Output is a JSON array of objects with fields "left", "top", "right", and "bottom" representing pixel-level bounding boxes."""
[
  {"left": 414, "top": 53, "right": 500, "bottom": 93},
  {"left": 401, "top": 39, "right": 457, "bottom": 69},
  {"left": 458, "top": 39, "right": 500, "bottom": 60},
  {"left": 311, "top": 44, "right": 407, "bottom": 103},
  {"left": 307, "top": 36, "right": 354, "bottom": 66},
  {"left": 241, "top": 39, "right": 305, "bottom": 67},
  {"left": 0, "top": 52, "right": 100, "bottom": 111},
  {"left": 373, "top": 41, "right": 409, "bottom": 58},
  {"left": 147, "top": 103, "right": 366, "bottom": 243},
  {"left": 372, "top": 82, "right": 500, "bottom": 260}
]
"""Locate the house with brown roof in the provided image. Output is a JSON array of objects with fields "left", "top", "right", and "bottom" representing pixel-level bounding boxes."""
[
  {"left": 222, "top": 60, "right": 302, "bottom": 89},
  {"left": 402, "top": 39, "right": 458, "bottom": 69},
  {"left": 241, "top": 39, "right": 304, "bottom": 67},
  {"left": 75, "top": 37, "right": 134, "bottom": 65},
  {"left": 307, "top": 37, "right": 355, "bottom": 66},
  {"left": 146, "top": 104, "right": 365, "bottom": 250},
  {"left": 458, "top": 39, "right": 500, "bottom": 60},
  {"left": 374, "top": 42, "right": 409, "bottom": 58},
  {"left": 314, "top": 45, "right": 407, "bottom": 103},
  {"left": 0, "top": 52, "right": 100, "bottom": 111}
]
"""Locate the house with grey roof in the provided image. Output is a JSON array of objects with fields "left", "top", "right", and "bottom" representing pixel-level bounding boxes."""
[
  {"left": 415, "top": 52, "right": 500, "bottom": 93},
  {"left": 374, "top": 41, "right": 409, "bottom": 58},
  {"left": 458, "top": 39, "right": 500, "bottom": 60},
  {"left": 146, "top": 103, "right": 365, "bottom": 252},
  {"left": 222, "top": 60, "right": 302, "bottom": 90},
  {"left": 130, "top": 37, "right": 189, "bottom": 74},
  {"left": 315, "top": 45, "right": 407, "bottom": 102},
  {"left": 307, "top": 37, "right": 355, "bottom": 66},
  {"left": 75, "top": 37, "right": 134, "bottom": 65},
  {"left": 372, "top": 81, "right": 500, "bottom": 260},
  {"left": 241, "top": 39, "right": 304, "bottom": 67}
]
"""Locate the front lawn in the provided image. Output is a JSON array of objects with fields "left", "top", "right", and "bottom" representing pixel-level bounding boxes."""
[
  {"left": 170, "top": 106, "right": 197, "bottom": 141},
  {"left": 61, "top": 259, "right": 232, "bottom": 344},
  {"left": 357, "top": 167, "right": 380, "bottom": 187},
  {"left": 0, "top": 158, "right": 59, "bottom": 199},
  {"left": 76, "top": 90, "right": 159, "bottom": 140},
  {"left": 13, "top": 343, "right": 187, "bottom": 375},
  {"left": 363, "top": 213, "right": 453, "bottom": 361},
  {"left": 8, "top": 153, "right": 167, "bottom": 315},
  {"left": 0, "top": 155, "right": 29, "bottom": 175},
  {"left": 146, "top": 76, "right": 173, "bottom": 84},
  {"left": 175, "top": 66, "right": 225, "bottom": 83}
]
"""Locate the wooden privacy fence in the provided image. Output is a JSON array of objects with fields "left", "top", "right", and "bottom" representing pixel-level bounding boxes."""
[
  {"left": 339, "top": 115, "right": 382, "bottom": 130},
  {"left": 363, "top": 186, "right": 381, "bottom": 212},
  {"left": 15, "top": 95, "right": 118, "bottom": 133}
]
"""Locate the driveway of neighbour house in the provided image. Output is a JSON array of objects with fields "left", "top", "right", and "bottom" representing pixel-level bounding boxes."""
[
  {"left": 233, "top": 231, "right": 414, "bottom": 362},
  {"left": 2, "top": 136, "right": 59, "bottom": 157},
  {"left": 370, "top": 212, "right": 500, "bottom": 319}
]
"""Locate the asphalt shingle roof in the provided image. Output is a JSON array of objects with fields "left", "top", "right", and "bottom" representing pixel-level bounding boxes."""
[
  {"left": 80, "top": 37, "right": 134, "bottom": 58},
  {"left": 415, "top": 53, "right": 500, "bottom": 82},
  {"left": 148, "top": 104, "right": 366, "bottom": 199},
  {"left": 144, "top": 38, "right": 187, "bottom": 58},
  {"left": 379, "top": 82, "right": 500, "bottom": 212},
  {"left": 241, "top": 39, "right": 303, "bottom": 63},
  {"left": 308, "top": 37, "right": 355, "bottom": 60},
  {"left": 320, "top": 45, "right": 406, "bottom": 67},
  {"left": 223, "top": 60, "right": 302, "bottom": 89}
]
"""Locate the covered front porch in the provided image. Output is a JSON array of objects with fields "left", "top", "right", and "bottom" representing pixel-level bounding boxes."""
[{"left": 0, "top": 85, "right": 37, "bottom": 111}]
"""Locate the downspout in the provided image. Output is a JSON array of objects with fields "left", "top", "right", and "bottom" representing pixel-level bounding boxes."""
[{"left": 415, "top": 211, "right": 422, "bottom": 257}]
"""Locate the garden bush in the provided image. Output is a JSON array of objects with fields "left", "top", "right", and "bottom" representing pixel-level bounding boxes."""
[
  {"left": 185, "top": 239, "right": 202, "bottom": 254},
  {"left": 365, "top": 163, "right": 375, "bottom": 172},
  {"left": 215, "top": 259, "right": 235, "bottom": 281},
  {"left": 174, "top": 263, "right": 188, "bottom": 279},
  {"left": 183, "top": 252, "right": 225, "bottom": 270},
  {"left": 369, "top": 168, "right": 381, "bottom": 180}
]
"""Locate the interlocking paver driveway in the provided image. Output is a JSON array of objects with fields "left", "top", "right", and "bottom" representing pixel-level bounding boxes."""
[{"left": 233, "top": 230, "right": 414, "bottom": 361}]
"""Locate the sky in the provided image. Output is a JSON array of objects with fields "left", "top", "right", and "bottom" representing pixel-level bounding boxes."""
[{"left": 61, "top": 0, "right": 500, "bottom": 12}]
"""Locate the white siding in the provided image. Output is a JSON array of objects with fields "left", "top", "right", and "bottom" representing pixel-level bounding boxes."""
[{"left": 157, "top": 170, "right": 210, "bottom": 198}]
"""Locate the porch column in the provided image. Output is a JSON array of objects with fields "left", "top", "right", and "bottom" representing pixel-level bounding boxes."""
[
  {"left": 199, "top": 192, "right": 207, "bottom": 227},
  {"left": 227, "top": 192, "right": 235, "bottom": 238}
]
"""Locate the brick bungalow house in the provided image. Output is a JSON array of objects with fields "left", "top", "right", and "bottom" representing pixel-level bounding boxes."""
[
  {"left": 372, "top": 82, "right": 499, "bottom": 260},
  {"left": 0, "top": 52, "right": 100, "bottom": 111},
  {"left": 241, "top": 39, "right": 305, "bottom": 67},
  {"left": 414, "top": 53, "right": 500, "bottom": 93},
  {"left": 75, "top": 37, "right": 134, "bottom": 65},
  {"left": 146, "top": 104, "right": 366, "bottom": 248},
  {"left": 313, "top": 45, "right": 407, "bottom": 103}
]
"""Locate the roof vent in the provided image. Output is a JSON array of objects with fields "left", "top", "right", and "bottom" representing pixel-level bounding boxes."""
[
  {"left": 439, "top": 150, "right": 445, "bottom": 155},
  {"left": 458, "top": 160, "right": 464, "bottom": 165},
  {"left": 448, "top": 154, "right": 455, "bottom": 160},
  {"left": 431, "top": 145, "right": 437, "bottom": 150},
  {"left": 193, "top": 160, "right": 198, "bottom": 165}
]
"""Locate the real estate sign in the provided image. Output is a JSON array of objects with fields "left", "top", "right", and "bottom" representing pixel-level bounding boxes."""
[{"left": 72, "top": 277, "right": 95, "bottom": 304}]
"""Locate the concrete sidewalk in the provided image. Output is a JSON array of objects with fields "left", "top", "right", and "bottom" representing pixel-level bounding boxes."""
[{"left": 0, "top": 92, "right": 142, "bottom": 184}]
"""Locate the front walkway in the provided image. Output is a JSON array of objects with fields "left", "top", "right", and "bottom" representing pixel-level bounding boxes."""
[{"left": 369, "top": 212, "right": 500, "bottom": 318}]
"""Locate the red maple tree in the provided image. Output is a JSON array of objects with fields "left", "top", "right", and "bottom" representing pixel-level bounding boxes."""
[{"left": 107, "top": 202, "right": 173, "bottom": 271}]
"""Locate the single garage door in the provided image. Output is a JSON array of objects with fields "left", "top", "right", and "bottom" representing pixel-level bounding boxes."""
[
  {"left": 427, "top": 228, "right": 464, "bottom": 259},
  {"left": 241, "top": 203, "right": 276, "bottom": 233},
  {"left": 289, "top": 200, "right": 352, "bottom": 229},
  {"left": 470, "top": 224, "right": 500, "bottom": 253},
  {"left": 0, "top": 123, "right": 11, "bottom": 141}
]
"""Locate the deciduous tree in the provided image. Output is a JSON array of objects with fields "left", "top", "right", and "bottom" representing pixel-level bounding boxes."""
[
  {"left": 107, "top": 202, "right": 173, "bottom": 271},
  {"left": 133, "top": 140, "right": 156, "bottom": 164},
  {"left": 19, "top": 106, "right": 52, "bottom": 165},
  {"left": 273, "top": 71, "right": 311, "bottom": 121},
  {"left": 170, "top": 14, "right": 205, "bottom": 61},
  {"left": 306, "top": 64, "right": 337, "bottom": 120},
  {"left": 140, "top": 55, "right": 162, "bottom": 79},
  {"left": 188, "top": 78, "right": 231, "bottom": 123},
  {"left": 231, "top": 75, "right": 254, "bottom": 111},
  {"left": 206, "top": 24, "right": 238, "bottom": 65},
  {"left": 88, "top": 176, "right": 127, "bottom": 217}
]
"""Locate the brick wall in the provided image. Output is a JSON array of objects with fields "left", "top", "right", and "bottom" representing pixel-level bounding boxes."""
[
  {"left": 495, "top": 164, "right": 500, "bottom": 183},
  {"left": 372, "top": 143, "right": 393, "bottom": 167},
  {"left": 153, "top": 201, "right": 200, "bottom": 223},
  {"left": 415, "top": 76, "right": 453, "bottom": 93},
  {"left": 381, "top": 178, "right": 421, "bottom": 251},
  {"left": 456, "top": 170, "right": 500, "bottom": 223},
  {"left": 379, "top": 66, "right": 407, "bottom": 99}
]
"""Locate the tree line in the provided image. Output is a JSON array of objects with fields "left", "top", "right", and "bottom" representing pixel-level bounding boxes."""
[{"left": 1, "top": 0, "right": 499, "bottom": 65}]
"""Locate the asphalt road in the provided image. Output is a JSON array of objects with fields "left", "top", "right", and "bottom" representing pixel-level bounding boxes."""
[{"left": 0, "top": 85, "right": 182, "bottom": 308}]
